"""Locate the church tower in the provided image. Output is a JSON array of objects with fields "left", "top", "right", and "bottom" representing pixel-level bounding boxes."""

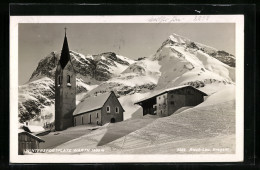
[{"left": 55, "top": 28, "right": 76, "bottom": 131}]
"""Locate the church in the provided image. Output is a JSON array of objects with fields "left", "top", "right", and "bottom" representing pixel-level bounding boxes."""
[{"left": 55, "top": 29, "right": 124, "bottom": 131}]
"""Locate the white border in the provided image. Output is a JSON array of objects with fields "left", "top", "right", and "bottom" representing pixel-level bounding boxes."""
[{"left": 10, "top": 15, "right": 244, "bottom": 163}]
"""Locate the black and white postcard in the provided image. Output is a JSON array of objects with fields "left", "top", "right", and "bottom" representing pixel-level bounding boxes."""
[{"left": 10, "top": 15, "right": 244, "bottom": 163}]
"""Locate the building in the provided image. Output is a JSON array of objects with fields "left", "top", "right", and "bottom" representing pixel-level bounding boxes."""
[
  {"left": 73, "top": 91, "right": 124, "bottom": 126},
  {"left": 135, "top": 85, "right": 207, "bottom": 117},
  {"left": 55, "top": 28, "right": 76, "bottom": 131},
  {"left": 22, "top": 125, "right": 50, "bottom": 136},
  {"left": 18, "top": 130, "right": 45, "bottom": 155}
]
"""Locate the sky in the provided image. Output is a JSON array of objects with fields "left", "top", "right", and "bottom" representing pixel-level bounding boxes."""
[{"left": 19, "top": 23, "right": 235, "bottom": 85}]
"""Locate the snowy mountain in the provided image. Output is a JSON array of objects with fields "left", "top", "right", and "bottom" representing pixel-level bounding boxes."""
[
  {"left": 152, "top": 33, "right": 235, "bottom": 91},
  {"left": 18, "top": 33, "right": 236, "bottom": 124},
  {"left": 29, "top": 51, "right": 134, "bottom": 83}
]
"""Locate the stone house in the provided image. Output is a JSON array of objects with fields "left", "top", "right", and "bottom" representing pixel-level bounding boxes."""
[
  {"left": 73, "top": 91, "right": 124, "bottom": 126},
  {"left": 135, "top": 85, "right": 207, "bottom": 117}
]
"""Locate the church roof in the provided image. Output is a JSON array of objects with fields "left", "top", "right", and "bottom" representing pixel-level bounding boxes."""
[
  {"left": 59, "top": 31, "right": 70, "bottom": 69},
  {"left": 73, "top": 92, "right": 112, "bottom": 116},
  {"left": 135, "top": 85, "right": 207, "bottom": 104}
]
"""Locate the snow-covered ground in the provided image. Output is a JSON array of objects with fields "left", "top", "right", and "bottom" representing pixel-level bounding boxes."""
[{"left": 45, "top": 86, "right": 235, "bottom": 154}]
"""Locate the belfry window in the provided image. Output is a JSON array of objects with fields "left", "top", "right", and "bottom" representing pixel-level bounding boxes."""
[
  {"left": 67, "top": 75, "right": 71, "bottom": 87},
  {"left": 67, "top": 75, "right": 70, "bottom": 83},
  {"left": 58, "top": 76, "right": 61, "bottom": 85}
]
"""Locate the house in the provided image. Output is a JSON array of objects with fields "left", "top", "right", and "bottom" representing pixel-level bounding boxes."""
[
  {"left": 135, "top": 85, "right": 207, "bottom": 117},
  {"left": 18, "top": 129, "right": 45, "bottom": 155},
  {"left": 73, "top": 91, "right": 124, "bottom": 126}
]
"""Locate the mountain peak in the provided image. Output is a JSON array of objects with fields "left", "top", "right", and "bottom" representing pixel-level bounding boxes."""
[{"left": 168, "top": 33, "right": 188, "bottom": 45}]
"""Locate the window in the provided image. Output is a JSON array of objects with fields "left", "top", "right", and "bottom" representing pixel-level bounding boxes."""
[
  {"left": 74, "top": 118, "right": 76, "bottom": 126},
  {"left": 115, "top": 107, "right": 119, "bottom": 113},
  {"left": 171, "top": 95, "right": 173, "bottom": 98},
  {"left": 96, "top": 113, "right": 98, "bottom": 118},
  {"left": 58, "top": 76, "right": 61, "bottom": 85},
  {"left": 159, "top": 97, "right": 160, "bottom": 100},
  {"left": 82, "top": 116, "right": 83, "bottom": 124},
  {"left": 106, "top": 106, "right": 110, "bottom": 113},
  {"left": 67, "top": 75, "right": 70, "bottom": 83},
  {"left": 97, "top": 121, "right": 99, "bottom": 125},
  {"left": 170, "top": 101, "right": 175, "bottom": 105},
  {"left": 89, "top": 114, "right": 92, "bottom": 124}
]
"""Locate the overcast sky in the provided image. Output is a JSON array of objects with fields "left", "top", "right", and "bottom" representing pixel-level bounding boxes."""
[{"left": 19, "top": 23, "right": 235, "bottom": 85}]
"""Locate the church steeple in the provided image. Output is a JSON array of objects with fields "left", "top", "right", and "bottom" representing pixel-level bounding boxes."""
[
  {"left": 55, "top": 27, "right": 76, "bottom": 131},
  {"left": 59, "top": 27, "right": 70, "bottom": 69}
]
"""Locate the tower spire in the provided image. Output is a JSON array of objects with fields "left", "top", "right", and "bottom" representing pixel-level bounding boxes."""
[
  {"left": 64, "top": 27, "right": 67, "bottom": 36},
  {"left": 59, "top": 27, "right": 70, "bottom": 69}
]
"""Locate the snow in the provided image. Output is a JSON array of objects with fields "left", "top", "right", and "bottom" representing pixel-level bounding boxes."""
[
  {"left": 50, "top": 86, "right": 235, "bottom": 154},
  {"left": 25, "top": 125, "right": 45, "bottom": 133},
  {"left": 51, "top": 115, "right": 157, "bottom": 151},
  {"left": 153, "top": 42, "right": 235, "bottom": 90},
  {"left": 76, "top": 78, "right": 99, "bottom": 91},
  {"left": 118, "top": 93, "right": 152, "bottom": 120},
  {"left": 100, "top": 55, "right": 106, "bottom": 60},
  {"left": 169, "top": 35, "right": 179, "bottom": 43},
  {"left": 73, "top": 92, "right": 111, "bottom": 116},
  {"left": 135, "top": 85, "right": 203, "bottom": 104},
  {"left": 108, "top": 74, "right": 158, "bottom": 87},
  {"left": 196, "top": 50, "right": 235, "bottom": 81},
  {"left": 76, "top": 92, "right": 88, "bottom": 105},
  {"left": 70, "top": 53, "right": 84, "bottom": 64},
  {"left": 108, "top": 58, "right": 161, "bottom": 87},
  {"left": 200, "top": 86, "right": 235, "bottom": 106},
  {"left": 195, "top": 42, "right": 218, "bottom": 52},
  {"left": 108, "top": 62, "right": 129, "bottom": 75},
  {"left": 116, "top": 54, "right": 135, "bottom": 65}
]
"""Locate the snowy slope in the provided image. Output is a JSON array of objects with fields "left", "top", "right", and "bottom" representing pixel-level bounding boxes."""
[
  {"left": 52, "top": 86, "right": 235, "bottom": 154},
  {"left": 19, "top": 77, "right": 55, "bottom": 123},
  {"left": 152, "top": 34, "right": 235, "bottom": 93}
]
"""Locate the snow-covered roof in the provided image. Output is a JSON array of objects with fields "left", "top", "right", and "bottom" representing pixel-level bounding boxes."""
[
  {"left": 73, "top": 92, "right": 112, "bottom": 116},
  {"left": 18, "top": 129, "right": 45, "bottom": 142},
  {"left": 23, "top": 125, "right": 45, "bottom": 133},
  {"left": 135, "top": 85, "right": 207, "bottom": 104}
]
